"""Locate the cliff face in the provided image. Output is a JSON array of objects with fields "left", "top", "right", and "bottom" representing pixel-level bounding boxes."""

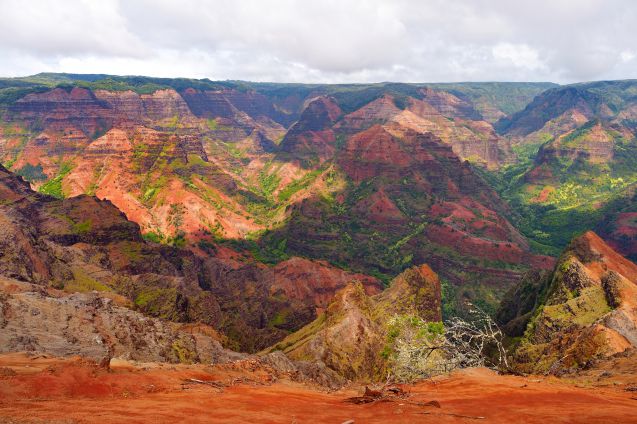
[
  {"left": 271, "top": 257, "right": 380, "bottom": 311},
  {"left": 0, "top": 163, "right": 222, "bottom": 322},
  {"left": 280, "top": 124, "right": 551, "bottom": 310},
  {"left": 499, "top": 231, "right": 637, "bottom": 374},
  {"left": 0, "top": 164, "right": 382, "bottom": 352},
  {"left": 278, "top": 96, "right": 342, "bottom": 165},
  {"left": 199, "top": 256, "right": 381, "bottom": 352},
  {"left": 337, "top": 94, "right": 507, "bottom": 169},
  {"left": 180, "top": 87, "right": 295, "bottom": 126},
  {"left": 9, "top": 87, "right": 201, "bottom": 134},
  {"left": 525, "top": 121, "right": 619, "bottom": 185},
  {"left": 0, "top": 277, "right": 238, "bottom": 365},
  {"left": 496, "top": 86, "right": 598, "bottom": 137},
  {"left": 418, "top": 87, "right": 482, "bottom": 120},
  {"left": 266, "top": 265, "right": 442, "bottom": 381}
]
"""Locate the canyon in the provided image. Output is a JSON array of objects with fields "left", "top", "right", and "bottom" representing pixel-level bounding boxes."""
[
  {"left": 0, "top": 75, "right": 559, "bottom": 312},
  {"left": 1, "top": 73, "right": 637, "bottom": 423}
]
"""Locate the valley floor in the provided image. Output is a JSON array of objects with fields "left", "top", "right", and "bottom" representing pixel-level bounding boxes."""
[{"left": 0, "top": 353, "right": 636, "bottom": 423}]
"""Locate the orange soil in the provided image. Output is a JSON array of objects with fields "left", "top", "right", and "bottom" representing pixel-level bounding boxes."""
[{"left": 1, "top": 353, "right": 636, "bottom": 424}]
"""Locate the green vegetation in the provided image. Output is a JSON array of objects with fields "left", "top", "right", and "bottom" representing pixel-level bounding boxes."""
[
  {"left": 257, "top": 163, "right": 282, "bottom": 199},
  {"left": 169, "top": 230, "right": 187, "bottom": 248},
  {"left": 132, "top": 286, "right": 191, "bottom": 321},
  {"left": 268, "top": 312, "right": 327, "bottom": 354},
  {"left": 475, "top": 114, "right": 637, "bottom": 256},
  {"left": 0, "top": 73, "right": 246, "bottom": 106},
  {"left": 171, "top": 339, "right": 197, "bottom": 364},
  {"left": 72, "top": 219, "right": 92, "bottom": 234},
  {"left": 15, "top": 163, "right": 47, "bottom": 182},
  {"left": 64, "top": 268, "right": 112, "bottom": 293},
  {"left": 430, "top": 81, "right": 558, "bottom": 119},
  {"left": 206, "top": 118, "right": 218, "bottom": 130},
  {"left": 222, "top": 235, "right": 290, "bottom": 264},
  {"left": 121, "top": 241, "right": 144, "bottom": 262},
  {"left": 142, "top": 231, "right": 165, "bottom": 243},
  {"left": 165, "top": 114, "right": 180, "bottom": 129},
  {"left": 382, "top": 314, "right": 445, "bottom": 377},
  {"left": 440, "top": 279, "right": 458, "bottom": 320},
  {"left": 269, "top": 310, "right": 290, "bottom": 328},
  {"left": 277, "top": 168, "right": 322, "bottom": 202},
  {"left": 38, "top": 162, "right": 73, "bottom": 198},
  {"left": 222, "top": 141, "right": 246, "bottom": 159}
]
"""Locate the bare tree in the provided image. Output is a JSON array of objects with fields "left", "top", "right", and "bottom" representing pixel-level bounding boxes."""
[
  {"left": 386, "top": 305, "right": 509, "bottom": 382},
  {"left": 441, "top": 305, "right": 509, "bottom": 371}
]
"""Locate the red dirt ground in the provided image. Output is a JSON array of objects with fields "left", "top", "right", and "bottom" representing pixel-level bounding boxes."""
[{"left": 1, "top": 353, "right": 636, "bottom": 423}]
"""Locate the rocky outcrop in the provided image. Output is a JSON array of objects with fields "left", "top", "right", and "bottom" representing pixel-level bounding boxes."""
[
  {"left": 265, "top": 265, "right": 442, "bottom": 381},
  {"left": 500, "top": 231, "right": 637, "bottom": 374},
  {"left": 0, "top": 277, "right": 237, "bottom": 365},
  {"left": 201, "top": 255, "right": 381, "bottom": 352},
  {"left": 373, "top": 264, "right": 442, "bottom": 322},
  {"left": 0, "top": 276, "right": 345, "bottom": 388},
  {"left": 271, "top": 257, "right": 380, "bottom": 311},
  {"left": 278, "top": 96, "right": 342, "bottom": 165}
]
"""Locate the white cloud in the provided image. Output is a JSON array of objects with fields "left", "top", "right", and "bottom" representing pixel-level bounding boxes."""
[
  {"left": 621, "top": 51, "right": 635, "bottom": 63},
  {"left": 492, "top": 43, "right": 547, "bottom": 72},
  {"left": 0, "top": 0, "right": 635, "bottom": 83}
]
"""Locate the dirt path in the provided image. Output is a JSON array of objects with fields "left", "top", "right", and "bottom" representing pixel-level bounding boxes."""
[{"left": 0, "top": 353, "right": 635, "bottom": 423}]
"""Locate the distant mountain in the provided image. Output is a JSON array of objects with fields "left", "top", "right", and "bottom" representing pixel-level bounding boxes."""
[
  {"left": 496, "top": 80, "right": 637, "bottom": 136},
  {"left": 0, "top": 74, "right": 556, "bottom": 313},
  {"left": 488, "top": 80, "right": 637, "bottom": 258}
]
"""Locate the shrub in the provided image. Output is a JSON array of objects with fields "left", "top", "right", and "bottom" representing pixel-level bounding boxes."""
[{"left": 385, "top": 307, "right": 509, "bottom": 382}]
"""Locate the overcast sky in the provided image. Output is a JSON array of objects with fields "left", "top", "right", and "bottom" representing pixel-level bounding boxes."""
[{"left": 0, "top": 0, "right": 635, "bottom": 83}]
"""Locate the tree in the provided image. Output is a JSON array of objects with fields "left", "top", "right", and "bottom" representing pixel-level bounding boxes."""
[{"left": 386, "top": 305, "right": 509, "bottom": 382}]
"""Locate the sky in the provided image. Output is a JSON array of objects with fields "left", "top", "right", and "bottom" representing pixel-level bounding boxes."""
[{"left": 0, "top": 0, "right": 636, "bottom": 84}]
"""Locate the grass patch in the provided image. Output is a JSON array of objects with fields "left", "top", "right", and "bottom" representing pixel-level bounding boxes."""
[
  {"left": 38, "top": 162, "right": 73, "bottom": 198},
  {"left": 63, "top": 268, "right": 112, "bottom": 293},
  {"left": 278, "top": 169, "right": 322, "bottom": 202},
  {"left": 72, "top": 219, "right": 92, "bottom": 234}
]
